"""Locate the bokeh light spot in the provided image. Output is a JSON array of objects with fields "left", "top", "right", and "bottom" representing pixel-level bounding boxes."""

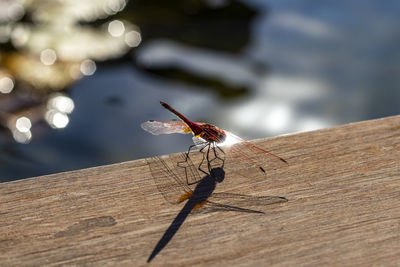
[
  {"left": 7, "top": 3, "right": 25, "bottom": 21},
  {"left": 45, "top": 110, "right": 69, "bottom": 129},
  {"left": 40, "top": 49, "right": 57, "bottom": 65},
  {"left": 108, "top": 20, "right": 125, "bottom": 37},
  {"left": 108, "top": 0, "right": 126, "bottom": 13},
  {"left": 0, "top": 76, "right": 14, "bottom": 94},
  {"left": 10, "top": 25, "right": 29, "bottom": 46},
  {"left": 16, "top": 117, "right": 32, "bottom": 133},
  {"left": 48, "top": 94, "right": 75, "bottom": 114},
  {"left": 80, "top": 59, "right": 96, "bottom": 76},
  {"left": 125, "top": 30, "right": 141, "bottom": 47},
  {"left": 13, "top": 129, "right": 32, "bottom": 144}
]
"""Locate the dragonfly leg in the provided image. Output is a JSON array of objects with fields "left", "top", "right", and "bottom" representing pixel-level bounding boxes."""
[
  {"left": 179, "top": 142, "right": 209, "bottom": 185},
  {"left": 214, "top": 143, "right": 225, "bottom": 162},
  {"left": 216, "top": 144, "right": 226, "bottom": 168},
  {"left": 206, "top": 143, "right": 225, "bottom": 171},
  {"left": 192, "top": 142, "right": 210, "bottom": 177},
  {"left": 216, "top": 143, "right": 225, "bottom": 155},
  {"left": 206, "top": 143, "right": 212, "bottom": 172},
  {"left": 177, "top": 144, "right": 197, "bottom": 185},
  {"left": 198, "top": 142, "right": 210, "bottom": 153},
  {"left": 198, "top": 143, "right": 211, "bottom": 176}
]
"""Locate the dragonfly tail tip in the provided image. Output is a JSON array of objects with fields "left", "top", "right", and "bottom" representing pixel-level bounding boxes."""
[{"left": 280, "top": 158, "right": 288, "bottom": 164}]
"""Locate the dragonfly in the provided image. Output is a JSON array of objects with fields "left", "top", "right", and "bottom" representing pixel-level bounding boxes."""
[
  {"left": 141, "top": 101, "right": 287, "bottom": 174},
  {"left": 146, "top": 153, "right": 287, "bottom": 262}
]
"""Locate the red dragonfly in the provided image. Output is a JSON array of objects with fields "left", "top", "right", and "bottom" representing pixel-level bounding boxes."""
[{"left": 142, "top": 101, "right": 287, "bottom": 173}]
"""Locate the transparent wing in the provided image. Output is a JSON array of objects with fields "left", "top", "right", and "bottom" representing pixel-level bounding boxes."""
[
  {"left": 141, "top": 120, "right": 190, "bottom": 135},
  {"left": 141, "top": 120, "right": 209, "bottom": 136},
  {"left": 221, "top": 131, "right": 287, "bottom": 173},
  {"left": 192, "top": 136, "right": 208, "bottom": 148}
]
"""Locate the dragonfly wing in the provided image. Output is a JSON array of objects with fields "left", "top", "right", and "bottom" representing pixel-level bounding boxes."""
[
  {"left": 141, "top": 120, "right": 209, "bottom": 135},
  {"left": 141, "top": 120, "right": 191, "bottom": 135},
  {"left": 192, "top": 136, "right": 208, "bottom": 148},
  {"left": 221, "top": 131, "right": 286, "bottom": 173}
]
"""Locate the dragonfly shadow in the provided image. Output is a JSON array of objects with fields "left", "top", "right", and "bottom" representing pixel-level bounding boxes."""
[
  {"left": 147, "top": 152, "right": 287, "bottom": 262},
  {"left": 147, "top": 151, "right": 287, "bottom": 262},
  {"left": 147, "top": 166, "right": 225, "bottom": 262}
]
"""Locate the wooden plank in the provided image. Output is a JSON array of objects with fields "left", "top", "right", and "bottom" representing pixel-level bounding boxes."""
[{"left": 1, "top": 115, "right": 400, "bottom": 266}]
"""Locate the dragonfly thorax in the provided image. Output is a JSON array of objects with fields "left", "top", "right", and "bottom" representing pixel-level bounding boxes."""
[{"left": 199, "top": 124, "right": 226, "bottom": 143}]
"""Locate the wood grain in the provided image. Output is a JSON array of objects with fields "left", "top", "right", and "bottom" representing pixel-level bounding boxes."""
[{"left": 1, "top": 115, "right": 400, "bottom": 266}]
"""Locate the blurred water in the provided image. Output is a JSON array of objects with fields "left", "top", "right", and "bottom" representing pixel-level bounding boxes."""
[{"left": 0, "top": 0, "right": 399, "bottom": 181}]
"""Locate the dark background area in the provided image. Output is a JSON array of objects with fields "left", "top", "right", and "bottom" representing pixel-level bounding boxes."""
[{"left": 0, "top": 0, "right": 399, "bottom": 182}]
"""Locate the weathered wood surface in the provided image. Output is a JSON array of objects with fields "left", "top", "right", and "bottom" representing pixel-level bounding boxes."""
[{"left": 1, "top": 115, "right": 400, "bottom": 266}]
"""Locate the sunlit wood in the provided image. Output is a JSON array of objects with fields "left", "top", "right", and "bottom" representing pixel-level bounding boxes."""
[{"left": 1, "top": 115, "right": 399, "bottom": 265}]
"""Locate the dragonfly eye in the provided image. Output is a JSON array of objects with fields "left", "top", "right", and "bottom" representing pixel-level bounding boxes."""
[{"left": 219, "top": 133, "right": 226, "bottom": 142}]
